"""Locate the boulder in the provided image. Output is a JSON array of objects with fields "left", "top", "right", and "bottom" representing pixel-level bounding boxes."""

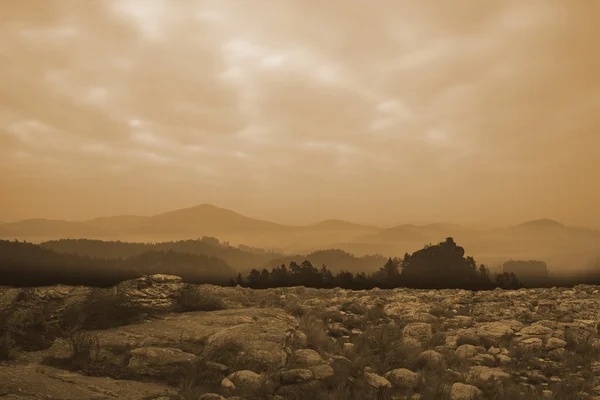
[
  {"left": 127, "top": 347, "right": 197, "bottom": 378},
  {"left": 450, "top": 382, "right": 483, "bottom": 400},
  {"left": 225, "top": 370, "right": 263, "bottom": 393},
  {"left": 116, "top": 274, "right": 184, "bottom": 312},
  {"left": 280, "top": 369, "right": 313, "bottom": 385},
  {"left": 468, "top": 366, "right": 510, "bottom": 382},
  {"left": 291, "top": 349, "right": 323, "bottom": 367},
  {"left": 310, "top": 364, "right": 335, "bottom": 380},
  {"left": 0, "top": 364, "right": 177, "bottom": 399},
  {"left": 403, "top": 322, "right": 433, "bottom": 344},
  {"left": 385, "top": 368, "right": 418, "bottom": 389},
  {"left": 364, "top": 372, "right": 391, "bottom": 389},
  {"left": 456, "top": 344, "right": 480, "bottom": 359}
]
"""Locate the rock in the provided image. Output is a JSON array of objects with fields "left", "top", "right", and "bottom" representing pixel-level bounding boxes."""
[
  {"left": 403, "top": 337, "right": 423, "bottom": 350},
  {"left": 562, "top": 320, "right": 598, "bottom": 345},
  {"left": 403, "top": 322, "right": 433, "bottom": 344},
  {"left": 420, "top": 350, "right": 444, "bottom": 368},
  {"left": 450, "top": 382, "right": 483, "bottom": 400},
  {"left": 385, "top": 368, "right": 418, "bottom": 389},
  {"left": 328, "top": 322, "right": 350, "bottom": 337},
  {"left": 225, "top": 370, "right": 263, "bottom": 393},
  {"left": 292, "top": 331, "right": 308, "bottom": 348},
  {"left": 446, "top": 335, "right": 459, "bottom": 348},
  {"left": 546, "top": 337, "right": 567, "bottom": 350},
  {"left": 330, "top": 356, "right": 353, "bottom": 375},
  {"left": 116, "top": 274, "right": 184, "bottom": 312},
  {"left": 200, "top": 308, "right": 298, "bottom": 372},
  {"left": 488, "top": 346, "right": 501, "bottom": 356},
  {"left": 280, "top": 369, "right": 313, "bottom": 384},
  {"left": 527, "top": 370, "right": 549, "bottom": 384},
  {"left": 291, "top": 349, "right": 323, "bottom": 367},
  {"left": 91, "top": 308, "right": 295, "bottom": 372},
  {"left": 342, "top": 342, "right": 355, "bottom": 352},
  {"left": 497, "top": 354, "right": 512, "bottom": 365},
  {"left": 221, "top": 377, "right": 235, "bottom": 391},
  {"left": 205, "top": 361, "right": 229, "bottom": 374},
  {"left": 0, "top": 364, "right": 177, "bottom": 399},
  {"left": 127, "top": 347, "right": 197, "bottom": 378},
  {"left": 276, "top": 380, "right": 323, "bottom": 398},
  {"left": 364, "top": 372, "right": 391, "bottom": 389},
  {"left": 198, "top": 395, "right": 226, "bottom": 400},
  {"left": 517, "top": 324, "right": 554, "bottom": 339},
  {"left": 547, "top": 348, "right": 567, "bottom": 361},
  {"left": 456, "top": 344, "right": 480, "bottom": 359},
  {"left": 468, "top": 366, "right": 510, "bottom": 382},
  {"left": 518, "top": 338, "right": 543, "bottom": 351},
  {"left": 476, "top": 322, "right": 514, "bottom": 344},
  {"left": 310, "top": 364, "right": 335, "bottom": 380},
  {"left": 472, "top": 353, "right": 496, "bottom": 366}
]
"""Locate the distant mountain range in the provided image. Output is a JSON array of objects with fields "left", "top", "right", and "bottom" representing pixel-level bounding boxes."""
[
  {"left": 0, "top": 204, "right": 378, "bottom": 248},
  {"left": 1, "top": 205, "right": 600, "bottom": 273}
]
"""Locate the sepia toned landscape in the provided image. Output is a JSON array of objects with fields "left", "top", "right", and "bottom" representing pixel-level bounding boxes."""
[{"left": 1, "top": 1, "right": 600, "bottom": 399}]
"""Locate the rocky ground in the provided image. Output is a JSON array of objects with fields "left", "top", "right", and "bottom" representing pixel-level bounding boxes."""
[{"left": 2, "top": 275, "right": 600, "bottom": 399}]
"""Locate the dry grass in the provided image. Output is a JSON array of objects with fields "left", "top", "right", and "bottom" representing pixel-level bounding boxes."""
[
  {"left": 351, "top": 323, "right": 423, "bottom": 374},
  {"left": 176, "top": 284, "right": 226, "bottom": 312},
  {"left": 61, "top": 289, "right": 148, "bottom": 331},
  {"left": 298, "top": 314, "right": 339, "bottom": 355},
  {"left": 5, "top": 307, "right": 55, "bottom": 351},
  {"left": 0, "top": 331, "right": 17, "bottom": 361}
]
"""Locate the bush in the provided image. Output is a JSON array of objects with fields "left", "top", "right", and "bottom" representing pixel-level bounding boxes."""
[
  {"left": 353, "top": 323, "right": 422, "bottom": 374},
  {"left": 61, "top": 289, "right": 147, "bottom": 331},
  {"left": 0, "top": 332, "right": 17, "bottom": 361},
  {"left": 178, "top": 360, "right": 225, "bottom": 400},
  {"left": 299, "top": 314, "right": 338, "bottom": 355},
  {"left": 68, "top": 331, "right": 100, "bottom": 368},
  {"left": 177, "top": 285, "right": 226, "bottom": 312},
  {"left": 6, "top": 307, "right": 55, "bottom": 351}
]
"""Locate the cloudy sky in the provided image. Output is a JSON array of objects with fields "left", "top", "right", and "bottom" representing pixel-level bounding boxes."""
[{"left": 1, "top": 0, "right": 599, "bottom": 228}]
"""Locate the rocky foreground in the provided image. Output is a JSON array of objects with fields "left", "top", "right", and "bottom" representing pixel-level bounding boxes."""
[{"left": 1, "top": 275, "right": 600, "bottom": 399}]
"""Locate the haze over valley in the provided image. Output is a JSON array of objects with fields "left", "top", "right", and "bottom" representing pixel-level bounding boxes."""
[{"left": 2, "top": 203, "right": 600, "bottom": 279}]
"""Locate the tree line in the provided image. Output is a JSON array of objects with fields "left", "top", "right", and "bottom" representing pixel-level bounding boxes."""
[
  {"left": 0, "top": 240, "right": 235, "bottom": 287},
  {"left": 238, "top": 238, "right": 523, "bottom": 290}
]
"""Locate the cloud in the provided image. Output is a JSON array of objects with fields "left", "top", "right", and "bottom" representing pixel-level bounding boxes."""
[{"left": 0, "top": 0, "right": 598, "bottom": 226}]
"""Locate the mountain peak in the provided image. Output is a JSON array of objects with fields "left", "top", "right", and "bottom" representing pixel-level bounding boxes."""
[
  {"left": 516, "top": 219, "right": 565, "bottom": 229},
  {"left": 308, "top": 219, "right": 377, "bottom": 230}
]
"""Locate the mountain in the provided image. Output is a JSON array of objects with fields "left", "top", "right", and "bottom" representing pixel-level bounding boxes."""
[
  {"left": 514, "top": 219, "right": 566, "bottom": 230},
  {"left": 86, "top": 215, "right": 149, "bottom": 232},
  {"left": 305, "top": 219, "right": 379, "bottom": 231},
  {"left": 0, "top": 218, "right": 111, "bottom": 241},
  {"left": 4, "top": 207, "right": 600, "bottom": 276},
  {"left": 0, "top": 205, "right": 382, "bottom": 249},
  {"left": 143, "top": 204, "right": 291, "bottom": 235},
  {"left": 0, "top": 205, "right": 295, "bottom": 243}
]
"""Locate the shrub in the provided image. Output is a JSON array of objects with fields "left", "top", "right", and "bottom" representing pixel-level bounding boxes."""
[
  {"left": 352, "top": 323, "right": 422, "bottom": 374},
  {"left": 299, "top": 314, "right": 338, "bottom": 355},
  {"left": 0, "top": 331, "right": 17, "bottom": 361},
  {"left": 6, "top": 307, "right": 55, "bottom": 351},
  {"left": 68, "top": 331, "right": 100, "bottom": 368},
  {"left": 61, "top": 289, "right": 147, "bottom": 331},
  {"left": 178, "top": 360, "right": 225, "bottom": 400},
  {"left": 177, "top": 285, "right": 226, "bottom": 312}
]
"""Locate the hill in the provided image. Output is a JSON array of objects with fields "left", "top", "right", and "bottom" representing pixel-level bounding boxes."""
[
  {"left": 0, "top": 240, "right": 236, "bottom": 287},
  {"left": 0, "top": 219, "right": 111, "bottom": 241},
  {"left": 265, "top": 249, "right": 388, "bottom": 274},
  {"left": 0, "top": 205, "right": 374, "bottom": 248},
  {"left": 41, "top": 238, "right": 284, "bottom": 272}
]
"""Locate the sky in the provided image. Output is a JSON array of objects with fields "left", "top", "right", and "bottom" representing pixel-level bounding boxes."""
[{"left": 0, "top": 0, "right": 599, "bottom": 228}]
